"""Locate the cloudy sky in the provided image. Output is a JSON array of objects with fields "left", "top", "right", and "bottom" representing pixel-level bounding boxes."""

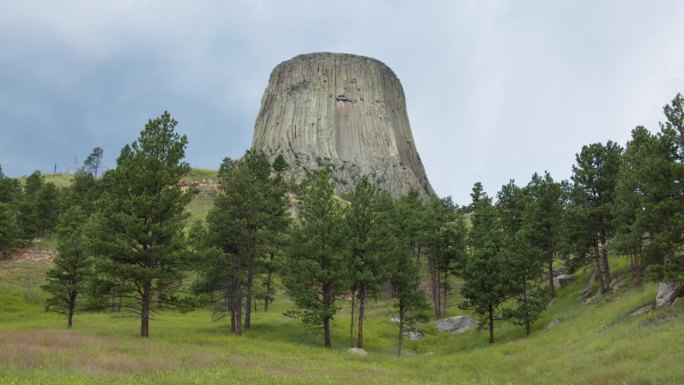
[{"left": 1, "top": 1, "right": 683, "bottom": 204}]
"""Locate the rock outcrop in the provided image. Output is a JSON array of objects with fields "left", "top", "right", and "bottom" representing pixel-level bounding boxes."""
[
  {"left": 251, "top": 52, "right": 434, "bottom": 200},
  {"left": 655, "top": 281, "right": 684, "bottom": 308},
  {"left": 435, "top": 315, "right": 476, "bottom": 334}
]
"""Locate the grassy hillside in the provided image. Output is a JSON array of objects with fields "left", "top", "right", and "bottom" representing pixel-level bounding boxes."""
[{"left": 0, "top": 248, "right": 682, "bottom": 385}]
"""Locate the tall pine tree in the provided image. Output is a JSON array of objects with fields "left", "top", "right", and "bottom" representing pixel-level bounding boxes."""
[{"left": 89, "top": 112, "right": 190, "bottom": 337}]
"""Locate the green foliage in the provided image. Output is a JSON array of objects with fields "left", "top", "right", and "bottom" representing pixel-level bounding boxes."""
[
  {"left": 567, "top": 141, "right": 623, "bottom": 292},
  {"left": 380, "top": 193, "right": 431, "bottom": 355},
  {"left": 283, "top": 170, "right": 347, "bottom": 348},
  {"left": 61, "top": 170, "right": 100, "bottom": 214},
  {"left": 614, "top": 94, "right": 684, "bottom": 283},
  {"left": 460, "top": 241, "right": 510, "bottom": 344},
  {"left": 0, "top": 202, "right": 22, "bottom": 257},
  {"left": 523, "top": 172, "right": 563, "bottom": 297},
  {"left": 198, "top": 150, "right": 290, "bottom": 334},
  {"left": 83, "top": 147, "right": 104, "bottom": 177},
  {"left": 88, "top": 111, "right": 191, "bottom": 337},
  {"left": 423, "top": 196, "right": 468, "bottom": 319},
  {"left": 42, "top": 206, "right": 93, "bottom": 329},
  {"left": 461, "top": 184, "right": 509, "bottom": 343},
  {"left": 345, "top": 176, "right": 386, "bottom": 348},
  {"left": 36, "top": 182, "right": 61, "bottom": 237}
]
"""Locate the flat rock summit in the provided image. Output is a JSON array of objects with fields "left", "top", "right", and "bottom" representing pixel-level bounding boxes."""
[{"left": 251, "top": 52, "right": 434, "bottom": 199}]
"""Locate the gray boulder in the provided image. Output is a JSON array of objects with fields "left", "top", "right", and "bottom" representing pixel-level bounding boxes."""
[
  {"left": 435, "top": 315, "right": 476, "bottom": 334},
  {"left": 405, "top": 331, "right": 424, "bottom": 341},
  {"left": 544, "top": 318, "right": 560, "bottom": 330},
  {"left": 553, "top": 274, "right": 575, "bottom": 288},
  {"left": 656, "top": 281, "right": 684, "bottom": 308},
  {"left": 630, "top": 304, "right": 654, "bottom": 317},
  {"left": 347, "top": 348, "right": 368, "bottom": 357}
]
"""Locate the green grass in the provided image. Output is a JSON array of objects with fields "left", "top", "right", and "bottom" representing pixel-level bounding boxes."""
[
  {"left": 0, "top": 253, "right": 682, "bottom": 384},
  {"left": 185, "top": 194, "right": 214, "bottom": 222},
  {"left": 184, "top": 168, "right": 218, "bottom": 182}
]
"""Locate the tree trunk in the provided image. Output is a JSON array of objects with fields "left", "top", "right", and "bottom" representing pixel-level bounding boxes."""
[
  {"left": 111, "top": 292, "right": 117, "bottom": 313},
  {"left": 264, "top": 269, "right": 273, "bottom": 312},
  {"left": 230, "top": 298, "right": 236, "bottom": 333},
  {"left": 324, "top": 317, "right": 331, "bottom": 348},
  {"left": 245, "top": 264, "right": 254, "bottom": 330},
  {"left": 235, "top": 297, "right": 242, "bottom": 336},
  {"left": 431, "top": 265, "right": 440, "bottom": 320},
  {"left": 357, "top": 283, "right": 366, "bottom": 349},
  {"left": 488, "top": 304, "right": 494, "bottom": 344},
  {"left": 594, "top": 240, "right": 606, "bottom": 293},
  {"left": 599, "top": 220, "right": 611, "bottom": 289},
  {"left": 396, "top": 312, "right": 404, "bottom": 356},
  {"left": 547, "top": 259, "right": 556, "bottom": 298},
  {"left": 68, "top": 291, "right": 76, "bottom": 329},
  {"left": 442, "top": 270, "right": 448, "bottom": 315},
  {"left": 350, "top": 289, "right": 356, "bottom": 348},
  {"left": 141, "top": 278, "right": 152, "bottom": 338}
]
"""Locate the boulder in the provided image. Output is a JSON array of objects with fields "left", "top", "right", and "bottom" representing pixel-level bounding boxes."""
[
  {"left": 655, "top": 281, "right": 684, "bottom": 308},
  {"left": 544, "top": 318, "right": 560, "bottom": 330},
  {"left": 405, "top": 331, "right": 424, "bottom": 341},
  {"left": 435, "top": 315, "right": 476, "bottom": 334},
  {"left": 553, "top": 274, "right": 575, "bottom": 288},
  {"left": 347, "top": 348, "right": 368, "bottom": 357},
  {"left": 630, "top": 304, "right": 654, "bottom": 317},
  {"left": 578, "top": 288, "right": 593, "bottom": 300}
]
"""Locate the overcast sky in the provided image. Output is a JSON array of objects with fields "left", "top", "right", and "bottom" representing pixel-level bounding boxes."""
[{"left": 1, "top": 1, "right": 683, "bottom": 204}]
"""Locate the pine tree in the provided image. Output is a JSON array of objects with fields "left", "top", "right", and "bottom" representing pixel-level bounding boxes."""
[
  {"left": 461, "top": 183, "right": 509, "bottom": 343},
  {"left": 42, "top": 206, "right": 92, "bottom": 329},
  {"left": 524, "top": 172, "right": 563, "bottom": 297},
  {"left": 345, "top": 176, "right": 388, "bottom": 349},
  {"left": 84, "top": 147, "right": 104, "bottom": 177},
  {"left": 201, "top": 151, "right": 290, "bottom": 334},
  {"left": 89, "top": 111, "right": 190, "bottom": 337},
  {"left": 283, "top": 170, "right": 347, "bottom": 348},
  {"left": 459, "top": 240, "right": 510, "bottom": 344},
  {"left": 569, "top": 141, "right": 623, "bottom": 293}
]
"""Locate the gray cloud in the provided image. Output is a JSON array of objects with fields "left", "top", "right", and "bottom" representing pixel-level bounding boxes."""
[{"left": 1, "top": 1, "right": 683, "bottom": 204}]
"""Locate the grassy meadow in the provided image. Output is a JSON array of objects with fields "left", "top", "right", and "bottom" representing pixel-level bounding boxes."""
[{"left": 1, "top": 241, "right": 683, "bottom": 385}]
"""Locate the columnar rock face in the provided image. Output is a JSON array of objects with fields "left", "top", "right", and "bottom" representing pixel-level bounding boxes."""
[{"left": 251, "top": 52, "right": 434, "bottom": 199}]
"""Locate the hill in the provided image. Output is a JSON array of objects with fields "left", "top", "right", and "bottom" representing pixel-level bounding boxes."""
[{"left": 0, "top": 244, "right": 682, "bottom": 385}]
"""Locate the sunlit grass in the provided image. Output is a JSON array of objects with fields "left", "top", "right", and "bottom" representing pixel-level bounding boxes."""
[{"left": 0, "top": 253, "right": 682, "bottom": 385}]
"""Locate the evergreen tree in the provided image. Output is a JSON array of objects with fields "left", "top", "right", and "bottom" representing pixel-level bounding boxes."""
[
  {"left": 459, "top": 240, "right": 510, "bottom": 344},
  {"left": 613, "top": 126, "right": 657, "bottom": 286},
  {"left": 0, "top": 172, "right": 22, "bottom": 257},
  {"left": 201, "top": 151, "right": 290, "bottom": 334},
  {"left": 42, "top": 206, "right": 92, "bottom": 329},
  {"left": 84, "top": 147, "right": 104, "bottom": 177},
  {"left": 62, "top": 170, "right": 99, "bottom": 214},
  {"left": 283, "top": 170, "right": 347, "bottom": 348},
  {"left": 423, "top": 197, "right": 467, "bottom": 319},
  {"left": 380, "top": 192, "right": 431, "bottom": 355},
  {"left": 524, "top": 172, "right": 564, "bottom": 297},
  {"left": 497, "top": 179, "right": 548, "bottom": 335},
  {"left": 461, "top": 183, "right": 509, "bottom": 343},
  {"left": 36, "top": 182, "right": 61, "bottom": 237},
  {"left": 569, "top": 141, "right": 623, "bottom": 293},
  {"left": 89, "top": 111, "right": 190, "bottom": 337},
  {"left": 614, "top": 94, "right": 684, "bottom": 283},
  {"left": 0, "top": 203, "right": 21, "bottom": 258},
  {"left": 17, "top": 171, "right": 43, "bottom": 239},
  {"left": 345, "top": 176, "right": 388, "bottom": 349}
]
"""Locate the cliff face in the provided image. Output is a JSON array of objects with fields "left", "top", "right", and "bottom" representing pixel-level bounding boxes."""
[{"left": 251, "top": 52, "right": 434, "bottom": 200}]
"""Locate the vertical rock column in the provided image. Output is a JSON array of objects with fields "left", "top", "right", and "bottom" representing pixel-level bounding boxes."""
[{"left": 251, "top": 52, "right": 434, "bottom": 200}]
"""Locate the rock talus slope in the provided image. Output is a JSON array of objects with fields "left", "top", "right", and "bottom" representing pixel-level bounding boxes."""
[{"left": 251, "top": 52, "right": 434, "bottom": 199}]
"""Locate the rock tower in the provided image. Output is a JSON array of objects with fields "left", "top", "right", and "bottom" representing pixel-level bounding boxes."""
[{"left": 251, "top": 52, "right": 434, "bottom": 199}]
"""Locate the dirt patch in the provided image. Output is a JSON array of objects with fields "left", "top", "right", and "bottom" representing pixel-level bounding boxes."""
[{"left": 0, "top": 241, "right": 56, "bottom": 276}]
